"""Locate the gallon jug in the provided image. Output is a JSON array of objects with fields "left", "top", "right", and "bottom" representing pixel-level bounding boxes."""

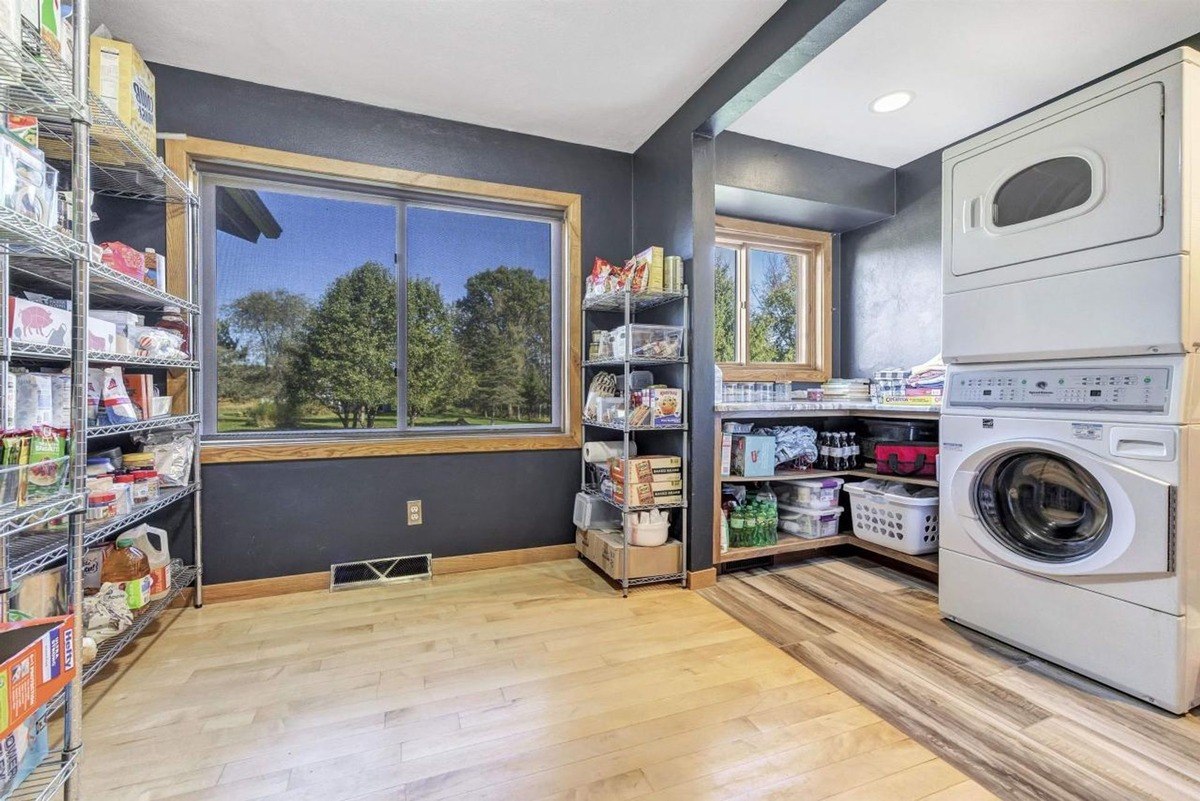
[
  {"left": 100, "top": 535, "right": 152, "bottom": 610},
  {"left": 131, "top": 525, "right": 171, "bottom": 600}
]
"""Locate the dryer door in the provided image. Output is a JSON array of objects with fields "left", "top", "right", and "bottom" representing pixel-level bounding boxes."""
[{"left": 949, "top": 440, "right": 1173, "bottom": 576}]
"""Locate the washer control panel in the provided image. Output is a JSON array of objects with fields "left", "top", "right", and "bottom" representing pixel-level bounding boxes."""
[{"left": 946, "top": 367, "right": 1172, "bottom": 411}]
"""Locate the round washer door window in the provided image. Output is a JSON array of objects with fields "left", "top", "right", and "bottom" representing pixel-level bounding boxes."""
[{"left": 974, "top": 451, "right": 1112, "bottom": 562}]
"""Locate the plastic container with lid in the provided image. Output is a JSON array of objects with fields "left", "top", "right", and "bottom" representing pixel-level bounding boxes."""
[
  {"left": 123, "top": 452, "right": 155, "bottom": 470},
  {"left": 778, "top": 503, "right": 843, "bottom": 539},
  {"left": 134, "top": 469, "right": 158, "bottom": 500},
  {"left": 777, "top": 477, "right": 845, "bottom": 510},
  {"left": 101, "top": 535, "right": 153, "bottom": 609},
  {"left": 86, "top": 491, "right": 116, "bottom": 521},
  {"left": 112, "top": 473, "right": 135, "bottom": 514}
]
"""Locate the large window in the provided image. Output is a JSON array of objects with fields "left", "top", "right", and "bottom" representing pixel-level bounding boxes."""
[
  {"left": 714, "top": 216, "right": 832, "bottom": 382},
  {"left": 196, "top": 155, "right": 573, "bottom": 458}
]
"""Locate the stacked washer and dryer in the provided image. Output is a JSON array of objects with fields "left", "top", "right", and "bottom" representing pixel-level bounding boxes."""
[{"left": 938, "top": 47, "right": 1200, "bottom": 713}]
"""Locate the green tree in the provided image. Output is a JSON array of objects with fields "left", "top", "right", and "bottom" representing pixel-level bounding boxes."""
[
  {"left": 287, "top": 262, "right": 397, "bottom": 428},
  {"left": 406, "top": 277, "right": 461, "bottom": 424},
  {"left": 222, "top": 289, "right": 311, "bottom": 372},
  {"left": 714, "top": 247, "right": 737, "bottom": 363},
  {"left": 748, "top": 252, "right": 799, "bottom": 362},
  {"left": 454, "top": 266, "right": 551, "bottom": 422}
]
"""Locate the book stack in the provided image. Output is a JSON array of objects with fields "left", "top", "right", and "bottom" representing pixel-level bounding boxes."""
[{"left": 872, "top": 363, "right": 944, "bottom": 408}]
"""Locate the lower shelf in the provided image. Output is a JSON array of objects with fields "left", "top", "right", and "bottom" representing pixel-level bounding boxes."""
[
  {"left": 718, "top": 532, "right": 938, "bottom": 574},
  {"left": 47, "top": 562, "right": 197, "bottom": 717},
  {"left": 8, "top": 749, "right": 76, "bottom": 801}
]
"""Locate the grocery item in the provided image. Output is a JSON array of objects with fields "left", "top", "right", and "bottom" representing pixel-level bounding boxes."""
[
  {"left": 0, "top": 434, "right": 27, "bottom": 505},
  {"left": 608, "top": 455, "right": 681, "bottom": 483},
  {"left": 111, "top": 473, "right": 133, "bottom": 514},
  {"left": 13, "top": 371, "right": 52, "bottom": 430},
  {"left": 90, "top": 32, "right": 156, "bottom": 150},
  {"left": 143, "top": 248, "right": 165, "bottom": 289},
  {"left": 0, "top": 707, "right": 48, "bottom": 798},
  {"left": 86, "top": 490, "right": 115, "bottom": 521},
  {"left": 730, "top": 434, "right": 775, "bottom": 477},
  {"left": 7, "top": 296, "right": 70, "bottom": 347},
  {"left": 85, "top": 367, "right": 103, "bottom": 424},
  {"left": 24, "top": 426, "right": 66, "bottom": 503},
  {"left": 82, "top": 583, "right": 132, "bottom": 643},
  {"left": 581, "top": 440, "right": 634, "bottom": 464},
  {"left": 100, "top": 366, "right": 138, "bottom": 424},
  {"left": 649, "top": 387, "right": 682, "bottom": 426},
  {"left": 0, "top": 616, "right": 75, "bottom": 740},
  {"left": 135, "top": 428, "right": 193, "bottom": 486},
  {"left": 100, "top": 534, "right": 152, "bottom": 610},
  {"left": 130, "top": 325, "right": 185, "bottom": 359},
  {"left": 122, "top": 371, "right": 153, "bottom": 420},
  {"left": 82, "top": 545, "right": 112, "bottom": 593},
  {"left": 631, "top": 246, "right": 663, "bottom": 291},
  {"left": 612, "top": 478, "right": 682, "bottom": 507},
  {"left": 6, "top": 566, "right": 65, "bottom": 621},
  {"left": 6, "top": 113, "right": 36, "bottom": 148},
  {"left": 130, "top": 525, "right": 170, "bottom": 599},
  {"left": 156, "top": 306, "right": 190, "bottom": 354},
  {"left": 37, "top": 0, "right": 58, "bottom": 55},
  {"left": 756, "top": 425, "right": 818, "bottom": 469},
  {"left": 778, "top": 477, "right": 845, "bottom": 510},
  {"left": 99, "top": 241, "right": 146, "bottom": 280}
]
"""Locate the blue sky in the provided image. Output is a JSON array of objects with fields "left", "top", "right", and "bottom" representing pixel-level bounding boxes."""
[{"left": 215, "top": 191, "right": 551, "bottom": 310}]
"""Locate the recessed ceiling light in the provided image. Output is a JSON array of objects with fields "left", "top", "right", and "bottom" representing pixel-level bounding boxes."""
[{"left": 870, "top": 91, "right": 913, "bottom": 114}]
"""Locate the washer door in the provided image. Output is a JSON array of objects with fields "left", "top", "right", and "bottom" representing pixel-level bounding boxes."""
[{"left": 949, "top": 440, "right": 1173, "bottom": 576}]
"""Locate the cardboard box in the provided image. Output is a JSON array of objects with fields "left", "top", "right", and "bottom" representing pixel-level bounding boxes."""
[
  {"left": 633, "top": 245, "right": 664, "bottom": 291},
  {"left": 576, "top": 528, "right": 682, "bottom": 581},
  {"left": 0, "top": 615, "right": 75, "bottom": 738},
  {"left": 7, "top": 296, "right": 69, "bottom": 347},
  {"left": 90, "top": 34, "right": 156, "bottom": 150},
  {"left": 612, "top": 478, "right": 683, "bottom": 507},
  {"left": 609, "top": 455, "right": 681, "bottom": 483},
  {"left": 86, "top": 315, "right": 117, "bottom": 353},
  {"left": 731, "top": 434, "right": 776, "bottom": 477},
  {"left": 649, "top": 388, "right": 682, "bottom": 426}
]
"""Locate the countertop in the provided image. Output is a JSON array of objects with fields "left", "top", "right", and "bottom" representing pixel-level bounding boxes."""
[{"left": 714, "top": 400, "right": 940, "bottom": 416}]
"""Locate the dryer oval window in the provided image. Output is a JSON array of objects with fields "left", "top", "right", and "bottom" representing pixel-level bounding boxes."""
[
  {"left": 992, "top": 156, "right": 1093, "bottom": 227},
  {"left": 975, "top": 451, "right": 1111, "bottom": 562}
]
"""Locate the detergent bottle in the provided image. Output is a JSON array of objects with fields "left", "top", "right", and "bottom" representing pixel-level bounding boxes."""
[{"left": 130, "top": 524, "right": 171, "bottom": 600}]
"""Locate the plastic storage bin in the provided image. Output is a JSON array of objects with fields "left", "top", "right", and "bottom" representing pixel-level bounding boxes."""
[
  {"left": 845, "top": 479, "right": 939, "bottom": 555},
  {"left": 778, "top": 503, "right": 843, "bottom": 539},
  {"left": 610, "top": 324, "right": 684, "bottom": 359},
  {"left": 573, "top": 491, "right": 621, "bottom": 531},
  {"left": 777, "top": 477, "right": 844, "bottom": 510}
]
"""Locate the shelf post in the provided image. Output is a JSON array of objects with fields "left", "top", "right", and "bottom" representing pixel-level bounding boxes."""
[{"left": 189, "top": 185, "right": 203, "bottom": 607}]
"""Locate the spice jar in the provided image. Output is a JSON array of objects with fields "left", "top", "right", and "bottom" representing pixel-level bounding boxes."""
[
  {"left": 138, "top": 469, "right": 159, "bottom": 499},
  {"left": 112, "top": 473, "right": 134, "bottom": 514},
  {"left": 87, "top": 492, "right": 116, "bottom": 521},
  {"left": 130, "top": 471, "right": 152, "bottom": 505}
]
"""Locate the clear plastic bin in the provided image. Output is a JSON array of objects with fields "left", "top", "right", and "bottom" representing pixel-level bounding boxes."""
[
  {"left": 778, "top": 503, "right": 843, "bottom": 539},
  {"left": 777, "top": 477, "right": 844, "bottom": 510},
  {"left": 609, "top": 324, "right": 684, "bottom": 360}
]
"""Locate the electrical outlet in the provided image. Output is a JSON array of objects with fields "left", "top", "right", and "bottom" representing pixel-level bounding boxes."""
[{"left": 407, "top": 500, "right": 423, "bottom": 525}]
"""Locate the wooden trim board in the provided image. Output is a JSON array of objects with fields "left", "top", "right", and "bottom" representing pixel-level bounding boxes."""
[
  {"left": 686, "top": 568, "right": 717, "bottom": 590},
  {"left": 165, "top": 136, "right": 583, "bottom": 464},
  {"left": 197, "top": 543, "right": 580, "bottom": 603}
]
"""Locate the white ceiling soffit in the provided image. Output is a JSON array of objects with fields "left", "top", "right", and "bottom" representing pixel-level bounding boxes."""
[
  {"left": 728, "top": 0, "right": 1200, "bottom": 168},
  {"left": 92, "top": 0, "right": 785, "bottom": 153}
]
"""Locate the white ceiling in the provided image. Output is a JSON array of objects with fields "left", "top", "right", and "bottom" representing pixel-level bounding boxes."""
[
  {"left": 92, "top": 0, "right": 784, "bottom": 153},
  {"left": 728, "top": 0, "right": 1200, "bottom": 168}
]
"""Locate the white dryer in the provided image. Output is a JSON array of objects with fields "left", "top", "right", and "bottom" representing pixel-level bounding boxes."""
[
  {"left": 939, "top": 356, "right": 1200, "bottom": 713},
  {"left": 941, "top": 47, "right": 1200, "bottom": 365}
]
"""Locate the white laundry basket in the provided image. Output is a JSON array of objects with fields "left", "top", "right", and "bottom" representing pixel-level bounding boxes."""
[{"left": 845, "top": 480, "right": 939, "bottom": 555}]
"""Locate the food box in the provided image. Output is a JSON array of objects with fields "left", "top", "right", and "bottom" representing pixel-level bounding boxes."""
[
  {"left": 5, "top": 114, "right": 35, "bottom": 149},
  {"left": 0, "top": 614, "right": 75, "bottom": 738},
  {"left": 100, "top": 241, "right": 146, "bottom": 281},
  {"left": 612, "top": 478, "right": 683, "bottom": 507},
  {"left": 575, "top": 528, "right": 682, "bottom": 581},
  {"left": 609, "top": 455, "right": 681, "bottom": 483},
  {"left": 90, "top": 34, "right": 156, "bottom": 150},
  {"left": 632, "top": 245, "right": 664, "bottom": 291},
  {"left": 7, "top": 297, "right": 69, "bottom": 346},
  {"left": 86, "top": 315, "right": 117, "bottom": 353},
  {"left": 649, "top": 388, "right": 682, "bottom": 426},
  {"left": 731, "top": 434, "right": 776, "bottom": 477},
  {"left": 37, "top": 0, "right": 58, "bottom": 56}
]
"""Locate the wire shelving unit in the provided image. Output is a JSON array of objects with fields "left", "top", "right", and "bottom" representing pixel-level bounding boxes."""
[
  {"left": 0, "top": 6, "right": 204, "bottom": 797},
  {"left": 580, "top": 284, "right": 689, "bottom": 596}
]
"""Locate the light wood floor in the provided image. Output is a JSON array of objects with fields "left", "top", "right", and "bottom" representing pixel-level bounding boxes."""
[
  {"left": 703, "top": 556, "right": 1200, "bottom": 801},
  {"left": 76, "top": 558, "right": 994, "bottom": 801}
]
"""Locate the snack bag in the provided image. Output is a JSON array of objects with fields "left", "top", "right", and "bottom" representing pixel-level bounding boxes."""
[
  {"left": 101, "top": 367, "right": 138, "bottom": 424},
  {"left": 0, "top": 435, "right": 27, "bottom": 507},
  {"left": 24, "top": 426, "right": 66, "bottom": 503}
]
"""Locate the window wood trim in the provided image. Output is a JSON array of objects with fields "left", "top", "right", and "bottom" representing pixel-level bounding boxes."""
[
  {"left": 714, "top": 215, "right": 832, "bottom": 383},
  {"left": 166, "top": 136, "right": 582, "bottom": 464}
]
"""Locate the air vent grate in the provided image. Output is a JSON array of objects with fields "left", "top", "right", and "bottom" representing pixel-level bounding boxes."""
[{"left": 329, "top": 554, "right": 432, "bottom": 592}]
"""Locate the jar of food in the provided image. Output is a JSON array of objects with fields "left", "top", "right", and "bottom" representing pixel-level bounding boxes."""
[
  {"left": 131, "top": 471, "right": 152, "bottom": 505},
  {"left": 157, "top": 307, "right": 190, "bottom": 355},
  {"left": 123, "top": 452, "right": 155, "bottom": 470},
  {"left": 113, "top": 473, "right": 135, "bottom": 514},
  {"left": 139, "top": 469, "right": 159, "bottom": 499},
  {"left": 87, "top": 491, "right": 116, "bottom": 521}
]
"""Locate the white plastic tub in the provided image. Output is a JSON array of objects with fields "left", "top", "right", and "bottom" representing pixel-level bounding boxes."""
[
  {"left": 627, "top": 519, "right": 670, "bottom": 547},
  {"left": 778, "top": 503, "right": 843, "bottom": 539},
  {"left": 845, "top": 479, "right": 939, "bottom": 555},
  {"left": 777, "top": 477, "right": 844, "bottom": 510}
]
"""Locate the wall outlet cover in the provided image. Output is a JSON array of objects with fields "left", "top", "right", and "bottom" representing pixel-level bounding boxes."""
[{"left": 407, "top": 500, "right": 422, "bottom": 525}]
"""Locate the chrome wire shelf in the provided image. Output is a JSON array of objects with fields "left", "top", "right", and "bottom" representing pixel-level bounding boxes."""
[
  {"left": 584, "top": 355, "right": 686, "bottom": 368},
  {"left": 0, "top": 493, "right": 83, "bottom": 539},
  {"left": 7, "top": 341, "right": 71, "bottom": 361},
  {"left": 583, "top": 287, "right": 687, "bottom": 313},
  {"left": 8, "top": 484, "right": 198, "bottom": 581},
  {"left": 627, "top": 572, "right": 686, "bottom": 588},
  {"left": 0, "top": 30, "right": 88, "bottom": 120},
  {"left": 583, "top": 420, "right": 688, "bottom": 433},
  {"left": 7, "top": 749, "right": 78, "bottom": 801},
  {"left": 581, "top": 484, "right": 686, "bottom": 514},
  {"left": 0, "top": 207, "right": 85, "bottom": 263},
  {"left": 9, "top": 256, "right": 199, "bottom": 313},
  {"left": 88, "top": 350, "right": 198, "bottom": 370},
  {"left": 89, "top": 414, "right": 200, "bottom": 439}
]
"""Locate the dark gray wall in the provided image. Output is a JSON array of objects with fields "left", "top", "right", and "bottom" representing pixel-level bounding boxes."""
[
  {"left": 715, "top": 132, "right": 894, "bottom": 231},
  {"left": 839, "top": 150, "right": 941, "bottom": 378},
  {"left": 148, "top": 64, "right": 633, "bottom": 584}
]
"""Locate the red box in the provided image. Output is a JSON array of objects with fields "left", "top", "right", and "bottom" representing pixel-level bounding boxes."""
[
  {"left": 875, "top": 442, "right": 938, "bottom": 477},
  {"left": 0, "top": 615, "right": 75, "bottom": 738},
  {"left": 100, "top": 241, "right": 146, "bottom": 280}
]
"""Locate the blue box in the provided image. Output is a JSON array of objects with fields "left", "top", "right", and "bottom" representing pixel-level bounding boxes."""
[{"left": 731, "top": 434, "right": 776, "bottom": 477}]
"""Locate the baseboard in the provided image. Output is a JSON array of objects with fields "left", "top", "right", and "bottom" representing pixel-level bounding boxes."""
[
  {"left": 687, "top": 568, "right": 717, "bottom": 590},
  {"left": 200, "top": 543, "right": 580, "bottom": 603}
]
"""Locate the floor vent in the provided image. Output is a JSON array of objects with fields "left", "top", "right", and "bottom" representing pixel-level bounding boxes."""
[{"left": 329, "top": 554, "right": 432, "bottom": 592}]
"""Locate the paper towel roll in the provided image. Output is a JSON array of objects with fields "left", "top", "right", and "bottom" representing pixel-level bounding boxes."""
[{"left": 583, "top": 440, "right": 636, "bottom": 463}]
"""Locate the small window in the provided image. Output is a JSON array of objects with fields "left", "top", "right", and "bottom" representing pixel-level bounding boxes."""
[
  {"left": 992, "top": 156, "right": 1092, "bottom": 227},
  {"left": 714, "top": 217, "right": 831, "bottom": 382}
]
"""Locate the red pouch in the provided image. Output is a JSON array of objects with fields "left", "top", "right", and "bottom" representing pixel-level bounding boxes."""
[{"left": 875, "top": 441, "right": 938, "bottom": 477}]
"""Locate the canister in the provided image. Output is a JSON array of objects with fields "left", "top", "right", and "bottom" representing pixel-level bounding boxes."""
[{"left": 664, "top": 256, "right": 683, "bottom": 291}]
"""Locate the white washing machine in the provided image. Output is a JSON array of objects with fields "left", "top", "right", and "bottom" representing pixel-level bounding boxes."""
[
  {"left": 939, "top": 356, "right": 1200, "bottom": 713},
  {"left": 941, "top": 47, "right": 1200, "bottom": 364}
]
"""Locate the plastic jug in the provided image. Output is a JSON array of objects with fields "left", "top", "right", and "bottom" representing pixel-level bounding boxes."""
[
  {"left": 100, "top": 535, "right": 152, "bottom": 610},
  {"left": 130, "top": 524, "right": 171, "bottom": 600}
]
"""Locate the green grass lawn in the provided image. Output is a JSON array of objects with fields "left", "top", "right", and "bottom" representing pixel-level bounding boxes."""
[{"left": 217, "top": 401, "right": 546, "bottom": 432}]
